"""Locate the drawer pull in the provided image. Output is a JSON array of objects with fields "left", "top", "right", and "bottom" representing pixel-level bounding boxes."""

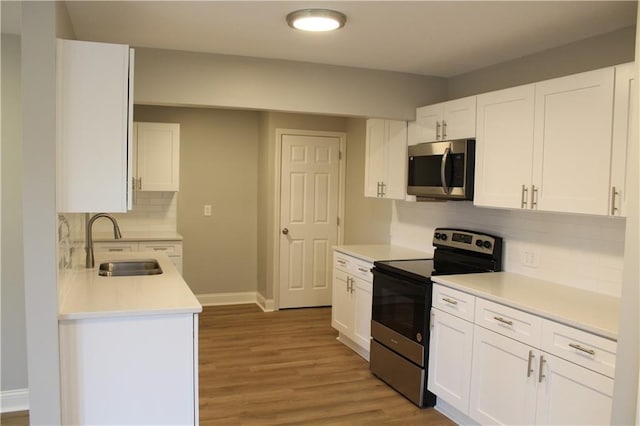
[
  {"left": 442, "top": 297, "right": 458, "bottom": 305},
  {"left": 357, "top": 267, "right": 369, "bottom": 273},
  {"left": 569, "top": 343, "right": 595, "bottom": 356},
  {"left": 108, "top": 248, "right": 124, "bottom": 252},
  {"left": 337, "top": 259, "right": 347, "bottom": 265},
  {"left": 493, "top": 316, "right": 513, "bottom": 326},
  {"left": 152, "top": 247, "right": 168, "bottom": 251}
]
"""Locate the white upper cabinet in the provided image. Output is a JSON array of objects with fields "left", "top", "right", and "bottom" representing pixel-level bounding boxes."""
[
  {"left": 57, "top": 39, "right": 134, "bottom": 213},
  {"left": 416, "top": 96, "right": 476, "bottom": 143},
  {"left": 474, "top": 66, "right": 623, "bottom": 216},
  {"left": 610, "top": 62, "right": 636, "bottom": 217},
  {"left": 532, "top": 67, "right": 615, "bottom": 215},
  {"left": 134, "top": 122, "right": 181, "bottom": 191},
  {"left": 364, "top": 119, "right": 407, "bottom": 200},
  {"left": 474, "top": 84, "right": 535, "bottom": 209}
]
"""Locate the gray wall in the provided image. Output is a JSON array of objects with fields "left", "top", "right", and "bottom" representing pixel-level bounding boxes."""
[
  {"left": 21, "top": 2, "right": 61, "bottom": 422},
  {"left": 1, "top": 34, "right": 27, "bottom": 393},
  {"left": 448, "top": 26, "right": 636, "bottom": 99},
  {"left": 133, "top": 47, "right": 448, "bottom": 121},
  {"left": 134, "top": 105, "right": 260, "bottom": 296}
]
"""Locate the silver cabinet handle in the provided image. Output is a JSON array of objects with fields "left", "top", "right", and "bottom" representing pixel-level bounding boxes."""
[
  {"left": 436, "top": 121, "right": 441, "bottom": 140},
  {"left": 538, "top": 355, "right": 546, "bottom": 383},
  {"left": 493, "top": 316, "right": 513, "bottom": 326},
  {"left": 521, "top": 184, "right": 528, "bottom": 209},
  {"left": 380, "top": 182, "right": 386, "bottom": 197},
  {"left": 137, "top": 177, "right": 142, "bottom": 190},
  {"left": 357, "top": 267, "right": 369, "bottom": 273},
  {"left": 282, "top": 228, "right": 289, "bottom": 235},
  {"left": 531, "top": 185, "right": 538, "bottom": 209},
  {"left": 430, "top": 311, "right": 435, "bottom": 330},
  {"left": 440, "top": 146, "right": 451, "bottom": 195},
  {"left": 337, "top": 259, "right": 347, "bottom": 265},
  {"left": 569, "top": 343, "right": 595, "bottom": 356},
  {"left": 442, "top": 120, "right": 447, "bottom": 140},
  {"left": 152, "top": 247, "right": 168, "bottom": 251},
  {"left": 527, "top": 350, "right": 534, "bottom": 377},
  {"left": 377, "top": 181, "right": 383, "bottom": 197},
  {"left": 611, "top": 186, "right": 619, "bottom": 215},
  {"left": 108, "top": 248, "right": 124, "bottom": 252},
  {"left": 442, "top": 297, "right": 458, "bottom": 305}
]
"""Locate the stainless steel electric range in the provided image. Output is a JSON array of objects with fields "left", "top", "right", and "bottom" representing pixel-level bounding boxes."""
[{"left": 370, "top": 228, "right": 503, "bottom": 407}]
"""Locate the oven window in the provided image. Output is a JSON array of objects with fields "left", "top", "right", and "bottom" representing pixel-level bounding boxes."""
[{"left": 372, "top": 270, "right": 427, "bottom": 343}]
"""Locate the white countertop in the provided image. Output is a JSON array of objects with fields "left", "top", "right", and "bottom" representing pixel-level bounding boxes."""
[
  {"left": 433, "top": 272, "right": 620, "bottom": 340},
  {"left": 91, "top": 231, "right": 183, "bottom": 242},
  {"left": 333, "top": 244, "right": 433, "bottom": 263},
  {"left": 59, "top": 251, "right": 201, "bottom": 320}
]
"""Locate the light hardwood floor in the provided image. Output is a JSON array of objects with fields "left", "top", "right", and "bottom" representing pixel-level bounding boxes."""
[
  {"left": 199, "top": 304, "right": 454, "bottom": 425},
  {"left": 1, "top": 304, "right": 454, "bottom": 425}
]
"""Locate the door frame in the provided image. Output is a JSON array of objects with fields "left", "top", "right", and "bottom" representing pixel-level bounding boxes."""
[{"left": 272, "top": 128, "right": 347, "bottom": 310}]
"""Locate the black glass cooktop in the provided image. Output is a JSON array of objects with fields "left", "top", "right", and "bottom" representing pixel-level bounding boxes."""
[{"left": 373, "top": 259, "right": 435, "bottom": 282}]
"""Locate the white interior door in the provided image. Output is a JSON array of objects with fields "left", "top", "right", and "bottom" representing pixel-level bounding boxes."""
[{"left": 279, "top": 133, "right": 341, "bottom": 308}]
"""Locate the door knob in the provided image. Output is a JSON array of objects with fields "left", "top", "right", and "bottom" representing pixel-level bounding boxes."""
[{"left": 282, "top": 228, "right": 289, "bottom": 235}]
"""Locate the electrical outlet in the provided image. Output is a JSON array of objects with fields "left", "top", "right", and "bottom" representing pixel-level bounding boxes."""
[
  {"left": 521, "top": 247, "right": 539, "bottom": 268},
  {"left": 204, "top": 205, "right": 212, "bottom": 217}
]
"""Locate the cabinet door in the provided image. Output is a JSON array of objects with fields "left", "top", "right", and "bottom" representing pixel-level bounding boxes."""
[
  {"left": 383, "top": 120, "right": 408, "bottom": 200},
  {"left": 331, "top": 269, "right": 354, "bottom": 335},
  {"left": 443, "top": 96, "right": 477, "bottom": 141},
  {"left": 416, "top": 104, "right": 443, "bottom": 143},
  {"left": 469, "top": 326, "right": 537, "bottom": 425},
  {"left": 427, "top": 308, "right": 474, "bottom": 414},
  {"left": 364, "top": 119, "right": 387, "bottom": 197},
  {"left": 474, "top": 85, "right": 535, "bottom": 209},
  {"left": 352, "top": 276, "right": 373, "bottom": 350},
  {"left": 57, "top": 39, "right": 132, "bottom": 213},
  {"left": 532, "top": 68, "right": 615, "bottom": 215},
  {"left": 135, "top": 122, "right": 181, "bottom": 191},
  {"left": 535, "top": 352, "right": 614, "bottom": 425},
  {"left": 610, "top": 62, "right": 636, "bottom": 217}
]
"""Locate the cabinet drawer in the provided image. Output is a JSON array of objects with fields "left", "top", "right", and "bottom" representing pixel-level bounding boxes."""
[
  {"left": 139, "top": 241, "right": 182, "bottom": 255},
  {"left": 541, "top": 319, "right": 617, "bottom": 378},
  {"left": 475, "top": 298, "right": 542, "bottom": 347},
  {"left": 333, "top": 252, "right": 373, "bottom": 282},
  {"left": 432, "top": 284, "right": 476, "bottom": 322},
  {"left": 93, "top": 242, "right": 138, "bottom": 253}
]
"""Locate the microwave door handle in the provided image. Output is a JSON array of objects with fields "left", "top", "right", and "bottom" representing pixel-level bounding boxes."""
[{"left": 440, "top": 146, "right": 451, "bottom": 194}]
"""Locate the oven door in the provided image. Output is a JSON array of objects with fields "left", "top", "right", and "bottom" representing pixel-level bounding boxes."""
[
  {"left": 407, "top": 139, "right": 475, "bottom": 200},
  {"left": 371, "top": 268, "right": 430, "bottom": 366}
]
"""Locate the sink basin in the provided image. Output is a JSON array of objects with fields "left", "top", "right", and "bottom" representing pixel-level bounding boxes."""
[{"left": 98, "top": 259, "right": 163, "bottom": 277}]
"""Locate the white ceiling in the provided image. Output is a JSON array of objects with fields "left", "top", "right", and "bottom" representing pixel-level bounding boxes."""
[{"left": 4, "top": 1, "right": 637, "bottom": 77}]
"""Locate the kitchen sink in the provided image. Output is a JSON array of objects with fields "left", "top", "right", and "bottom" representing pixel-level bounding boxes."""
[{"left": 98, "top": 259, "right": 163, "bottom": 277}]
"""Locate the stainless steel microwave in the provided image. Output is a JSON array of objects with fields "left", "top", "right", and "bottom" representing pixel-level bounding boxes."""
[{"left": 407, "top": 139, "right": 475, "bottom": 201}]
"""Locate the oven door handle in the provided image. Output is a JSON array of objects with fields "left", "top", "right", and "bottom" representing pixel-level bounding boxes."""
[{"left": 440, "top": 146, "right": 451, "bottom": 194}]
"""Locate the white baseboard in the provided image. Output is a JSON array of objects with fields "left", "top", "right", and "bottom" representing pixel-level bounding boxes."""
[
  {"left": 256, "top": 293, "right": 275, "bottom": 312},
  {"left": 1, "top": 388, "right": 29, "bottom": 413},
  {"left": 196, "top": 292, "right": 259, "bottom": 306},
  {"left": 434, "top": 399, "right": 478, "bottom": 425}
]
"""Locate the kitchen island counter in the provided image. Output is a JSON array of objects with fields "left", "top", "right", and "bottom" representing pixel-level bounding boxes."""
[{"left": 58, "top": 251, "right": 201, "bottom": 320}]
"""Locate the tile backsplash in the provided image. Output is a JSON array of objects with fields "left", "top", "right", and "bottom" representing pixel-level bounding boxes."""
[
  {"left": 390, "top": 200, "right": 625, "bottom": 297},
  {"left": 57, "top": 192, "right": 178, "bottom": 272}
]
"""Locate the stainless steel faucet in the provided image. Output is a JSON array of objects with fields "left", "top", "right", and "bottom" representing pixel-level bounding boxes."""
[{"left": 86, "top": 213, "right": 122, "bottom": 268}]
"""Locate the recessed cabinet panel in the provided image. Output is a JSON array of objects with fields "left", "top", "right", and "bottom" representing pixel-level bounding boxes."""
[
  {"left": 57, "top": 39, "right": 133, "bottom": 213},
  {"left": 532, "top": 68, "right": 615, "bottom": 215},
  {"left": 364, "top": 119, "right": 408, "bottom": 200},
  {"left": 474, "top": 84, "right": 535, "bottom": 209},
  {"left": 134, "top": 122, "right": 180, "bottom": 192}
]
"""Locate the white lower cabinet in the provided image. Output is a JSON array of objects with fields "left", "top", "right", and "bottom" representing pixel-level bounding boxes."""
[
  {"left": 94, "top": 239, "right": 183, "bottom": 274},
  {"left": 430, "top": 283, "right": 616, "bottom": 425},
  {"left": 427, "top": 308, "right": 474, "bottom": 414},
  {"left": 331, "top": 251, "right": 373, "bottom": 359},
  {"left": 60, "top": 313, "right": 199, "bottom": 425}
]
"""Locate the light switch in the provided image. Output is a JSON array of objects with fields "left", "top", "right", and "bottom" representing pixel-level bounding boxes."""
[{"left": 204, "top": 205, "right": 212, "bottom": 217}]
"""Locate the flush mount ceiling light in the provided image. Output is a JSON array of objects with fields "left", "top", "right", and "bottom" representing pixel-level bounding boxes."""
[{"left": 286, "top": 9, "right": 347, "bottom": 32}]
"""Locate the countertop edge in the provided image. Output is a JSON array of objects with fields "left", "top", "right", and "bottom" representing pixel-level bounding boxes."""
[
  {"left": 432, "top": 275, "right": 619, "bottom": 341},
  {"left": 333, "top": 244, "right": 433, "bottom": 263}
]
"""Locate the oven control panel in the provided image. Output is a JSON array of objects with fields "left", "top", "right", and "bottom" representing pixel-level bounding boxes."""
[{"left": 433, "top": 228, "right": 500, "bottom": 256}]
